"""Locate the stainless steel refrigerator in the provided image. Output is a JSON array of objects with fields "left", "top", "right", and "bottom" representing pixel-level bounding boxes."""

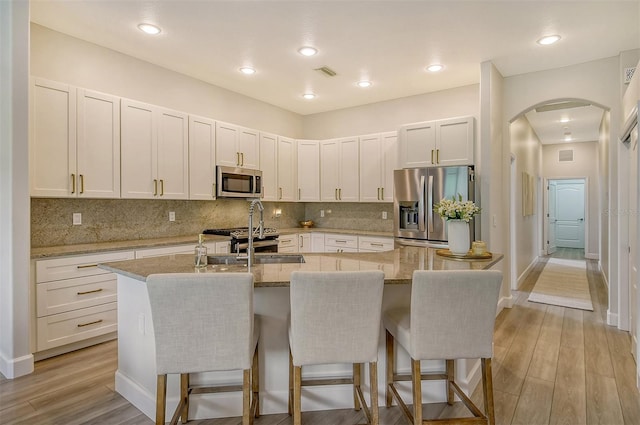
[{"left": 394, "top": 166, "right": 475, "bottom": 247}]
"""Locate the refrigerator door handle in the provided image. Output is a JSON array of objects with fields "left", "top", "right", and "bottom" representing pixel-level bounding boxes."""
[
  {"left": 418, "top": 175, "right": 426, "bottom": 232},
  {"left": 427, "top": 174, "right": 434, "bottom": 233}
]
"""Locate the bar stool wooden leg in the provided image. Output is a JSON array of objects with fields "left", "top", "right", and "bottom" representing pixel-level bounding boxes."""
[
  {"left": 242, "top": 369, "right": 251, "bottom": 425},
  {"left": 411, "top": 359, "right": 422, "bottom": 425},
  {"left": 156, "top": 374, "right": 167, "bottom": 425},
  {"left": 354, "top": 363, "right": 362, "bottom": 411},
  {"left": 446, "top": 359, "right": 455, "bottom": 406},
  {"left": 482, "top": 358, "right": 496, "bottom": 425},
  {"left": 252, "top": 342, "right": 260, "bottom": 419},
  {"left": 385, "top": 330, "right": 394, "bottom": 408},
  {"left": 293, "top": 365, "right": 302, "bottom": 425},
  {"left": 180, "top": 373, "right": 189, "bottom": 423},
  {"left": 369, "top": 361, "right": 379, "bottom": 425},
  {"left": 288, "top": 350, "right": 294, "bottom": 416}
]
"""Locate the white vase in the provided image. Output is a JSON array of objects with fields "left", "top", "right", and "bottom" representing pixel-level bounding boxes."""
[{"left": 447, "top": 219, "right": 470, "bottom": 255}]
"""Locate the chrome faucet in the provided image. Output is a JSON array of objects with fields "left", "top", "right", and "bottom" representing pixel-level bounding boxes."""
[{"left": 244, "top": 198, "right": 265, "bottom": 268}]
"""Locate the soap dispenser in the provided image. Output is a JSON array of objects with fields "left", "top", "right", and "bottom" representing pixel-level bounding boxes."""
[{"left": 195, "top": 234, "right": 208, "bottom": 268}]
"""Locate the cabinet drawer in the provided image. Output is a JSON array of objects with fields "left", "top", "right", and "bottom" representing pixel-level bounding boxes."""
[
  {"left": 278, "top": 235, "right": 298, "bottom": 248},
  {"left": 135, "top": 244, "right": 194, "bottom": 259},
  {"left": 324, "top": 246, "right": 358, "bottom": 253},
  {"left": 36, "top": 303, "right": 117, "bottom": 351},
  {"left": 324, "top": 234, "right": 358, "bottom": 249},
  {"left": 36, "top": 251, "right": 135, "bottom": 283},
  {"left": 36, "top": 274, "right": 117, "bottom": 317},
  {"left": 358, "top": 236, "right": 394, "bottom": 252}
]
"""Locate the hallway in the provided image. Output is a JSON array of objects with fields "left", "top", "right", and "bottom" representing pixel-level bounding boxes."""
[{"left": 1, "top": 256, "right": 639, "bottom": 424}]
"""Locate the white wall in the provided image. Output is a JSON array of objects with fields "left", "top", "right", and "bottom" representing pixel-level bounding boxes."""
[
  {"left": 0, "top": 0, "right": 33, "bottom": 379},
  {"left": 542, "top": 142, "right": 600, "bottom": 259},
  {"left": 503, "top": 56, "right": 621, "bottom": 326},
  {"left": 510, "top": 115, "right": 541, "bottom": 282},
  {"left": 302, "top": 84, "right": 479, "bottom": 139},
  {"left": 599, "top": 112, "right": 610, "bottom": 286},
  {"left": 30, "top": 24, "right": 303, "bottom": 138}
]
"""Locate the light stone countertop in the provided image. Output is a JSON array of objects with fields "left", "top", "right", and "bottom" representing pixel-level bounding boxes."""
[
  {"left": 99, "top": 247, "right": 503, "bottom": 287},
  {"left": 31, "top": 228, "right": 393, "bottom": 259}
]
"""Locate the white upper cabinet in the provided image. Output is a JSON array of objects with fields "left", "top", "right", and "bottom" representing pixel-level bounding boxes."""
[
  {"left": 188, "top": 115, "right": 216, "bottom": 200},
  {"left": 398, "top": 116, "right": 474, "bottom": 168},
  {"left": 321, "top": 137, "right": 359, "bottom": 202},
  {"left": 359, "top": 131, "right": 397, "bottom": 202},
  {"left": 216, "top": 121, "right": 260, "bottom": 169},
  {"left": 30, "top": 79, "right": 120, "bottom": 198},
  {"left": 121, "top": 99, "right": 188, "bottom": 199},
  {"left": 297, "top": 140, "right": 320, "bottom": 201},
  {"left": 277, "top": 136, "right": 296, "bottom": 201},
  {"left": 259, "top": 132, "right": 278, "bottom": 201}
]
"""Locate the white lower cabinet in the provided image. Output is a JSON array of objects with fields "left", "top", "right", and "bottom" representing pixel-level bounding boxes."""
[
  {"left": 34, "top": 250, "right": 134, "bottom": 353},
  {"left": 358, "top": 236, "right": 394, "bottom": 252},
  {"left": 324, "top": 233, "right": 359, "bottom": 253},
  {"left": 278, "top": 234, "right": 299, "bottom": 253},
  {"left": 298, "top": 233, "right": 312, "bottom": 253}
]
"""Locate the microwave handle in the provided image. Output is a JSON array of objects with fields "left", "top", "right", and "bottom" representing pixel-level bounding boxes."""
[{"left": 418, "top": 175, "right": 425, "bottom": 232}]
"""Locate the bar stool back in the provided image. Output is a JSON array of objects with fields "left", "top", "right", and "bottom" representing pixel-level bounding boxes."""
[
  {"left": 384, "top": 269, "right": 502, "bottom": 425},
  {"left": 289, "top": 270, "right": 385, "bottom": 425},
  {"left": 146, "top": 273, "right": 259, "bottom": 425}
]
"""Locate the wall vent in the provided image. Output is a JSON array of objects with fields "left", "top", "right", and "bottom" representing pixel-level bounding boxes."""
[
  {"left": 558, "top": 149, "right": 574, "bottom": 162},
  {"left": 315, "top": 66, "right": 337, "bottom": 77},
  {"left": 624, "top": 67, "right": 636, "bottom": 84}
]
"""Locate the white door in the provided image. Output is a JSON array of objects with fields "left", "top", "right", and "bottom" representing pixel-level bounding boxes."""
[
  {"left": 121, "top": 99, "right": 156, "bottom": 199},
  {"left": 338, "top": 137, "right": 360, "bottom": 201},
  {"left": 381, "top": 131, "right": 398, "bottom": 202},
  {"left": 359, "top": 134, "right": 383, "bottom": 202},
  {"left": 297, "top": 140, "right": 320, "bottom": 201},
  {"left": 216, "top": 121, "right": 240, "bottom": 167},
  {"left": 157, "top": 108, "right": 189, "bottom": 199},
  {"left": 555, "top": 180, "right": 585, "bottom": 248},
  {"left": 259, "top": 133, "right": 278, "bottom": 201},
  {"left": 188, "top": 115, "right": 216, "bottom": 200},
  {"left": 546, "top": 180, "right": 558, "bottom": 254},
  {"left": 630, "top": 125, "right": 639, "bottom": 362},
  {"left": 238, "top": 127, "right": 260, "bottom": 169},
  {"left": 436, "top": 116, "right": 474, "bottom": 166},
  {"left": 320, "top": 140, "right": 340, "bottom": 201},
  {"left": 277, "top": 137, "right": 296, "bottom": 201}
]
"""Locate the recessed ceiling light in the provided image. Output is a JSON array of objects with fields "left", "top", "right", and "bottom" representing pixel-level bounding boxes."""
[
  {"left": 239, "top": 67, "right": 256, "bottom": 75},
  {"left": 302, "top": 93, "right": 316, "bottom": 100},
  {"left": 564, "top": 135, "right": 572, "bottom": 141},
  {"left": 298, "top": 46, "right": 318, "bottom": 57},
  {"left": 137, "top": 23, "right": 161, "bottom": 35},
  {"left": 357, "top": 80, "right": 372, "bottom": 88},
  {"left": 560, "top": 117, "right": 570, "bottom": 123},
  {"left": 426, "top": 64, "right": 444, "bottom": 72},
  {"left": 537, "top": 35, "right": 561, "bottom": 45}
]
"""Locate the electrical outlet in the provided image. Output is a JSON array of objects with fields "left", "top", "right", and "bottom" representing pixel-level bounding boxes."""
[
  {"left": 169, "top": 211, "right": 175, "bottom": 222},
  {"left": 382, "top": 211, "right": 388, "bottom": 220},
  {"left": 72, "top": 213, "right": 82, "bottom": 225},
  {"left": 320, "top": 210, "right": 325, "bottom": 218}
]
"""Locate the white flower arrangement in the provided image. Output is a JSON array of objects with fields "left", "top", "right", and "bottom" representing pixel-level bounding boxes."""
[{"left": 434, "top": 194, "right": 480, "bottom": 222}]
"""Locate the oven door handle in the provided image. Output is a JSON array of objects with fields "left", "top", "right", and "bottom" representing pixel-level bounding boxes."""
[{"left": 236, "top": 239, "right": 279, "bottom": 250}]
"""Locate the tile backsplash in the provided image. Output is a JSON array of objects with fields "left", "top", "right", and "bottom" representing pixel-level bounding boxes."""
[{"left": 31, "top": 198, "right": 393, "bottom": 247}]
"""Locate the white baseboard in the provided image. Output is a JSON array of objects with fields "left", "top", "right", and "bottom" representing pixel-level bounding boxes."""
[
  {"left": 498, "top": 294, "right": 514, "bottom": 311},
  {"left": 607, "top": 310, "right": 619, "bottom": 327},
  {"left": 34, "top": 332, "right": 117, "bottom": 361},
  {"left": 517, "top": 256, "right": 539, "bottom": 290},
  {"left": 585, "top": 253, "right": 599, "bottom": 260},
  {"left": 0, "top": 351, "right": 34, "bottom": 379}
]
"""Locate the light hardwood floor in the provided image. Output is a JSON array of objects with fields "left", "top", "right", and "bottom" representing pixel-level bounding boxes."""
[{"left": 2, "top": 254, "right": 639, "bottom": 424}]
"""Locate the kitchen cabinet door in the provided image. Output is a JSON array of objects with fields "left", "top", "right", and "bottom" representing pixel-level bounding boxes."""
[
  {"left": 76, "top": 89, "right": 121, "bottom": 198},
  {"left": 277, "top": 136, "right": 296, "bottom": 201},
  {"left": 216, "top": 121, "right": 260, "bottom": 168},
  {"left": 359, "top": 134, "right": 383, "bottom": 202},
  {"left": 121, "top": 100, "right": 188, "bottom": 199},
  {"left": 278, "top": 234, "right": 299, "bottom": 253},
  {"left": 30, "top": 78, "right": 77, "bottom": 197},
  {"left": 298, "top": 233, "right": 312, "bottom": 253},
  {"left": 157, "top": 108, "right": 189, "bottom": 199},
  {"left": 381, "top": 131, "right": 398, "bottom": 202},
  {"left": 121, "top": 99, "right": 156, "bottom": 198},
  {"left": 322, "top": 137, "right": 359, "bottom": 202},
  {"left": 297, "top": 140, "right": 320, "bottom": 201},
  {"left": 189, "top": 115, "right": 216, "bottom": 200},
  {"left": 398, "top": 120, "right": 437, "bottom": 168},
  {"left": 260, "top": 132, "right": 278, "bottom": 201},
  {"left": 436, "top": 116, "right": 474, "bottom": 166}
]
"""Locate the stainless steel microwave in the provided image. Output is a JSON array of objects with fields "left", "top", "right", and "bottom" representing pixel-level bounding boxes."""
[{"left": 216, "top": 166, "right": 262, "bottom": 198}]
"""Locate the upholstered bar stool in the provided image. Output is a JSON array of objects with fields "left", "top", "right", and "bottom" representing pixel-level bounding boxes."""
[
  {"left": 383, "top": 270, "right": 502, "bottom": 425},
  {"left": 288, "top": 270, "right": 385, "bottom": 425},
  {"left": 146, "top": 273, "right": 259, "bottom": 425}
]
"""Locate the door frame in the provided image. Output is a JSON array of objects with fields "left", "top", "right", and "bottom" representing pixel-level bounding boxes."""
[
  {"left": 510, "top": 154, "right": 517, "bottom": 290},
  {"left": 543, "top": 176, "right": 589, "bottom": 256}
]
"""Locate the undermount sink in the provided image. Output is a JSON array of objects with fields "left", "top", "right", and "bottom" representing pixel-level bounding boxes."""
[{"left": 207, "top": 254, "right": 306, "bottom": 265}]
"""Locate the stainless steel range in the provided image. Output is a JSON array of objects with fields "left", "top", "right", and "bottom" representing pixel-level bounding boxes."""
[{"left": 202, "top": 227, "right": 279, "bottom": 253}]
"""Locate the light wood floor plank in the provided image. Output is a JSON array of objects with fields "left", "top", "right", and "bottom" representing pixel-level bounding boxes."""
[
  {"left": 511, "top": 376, "right": 554, "bottom": 425},
  {"left": 549, "top": 344, "right": 586, "bottom": 425},
  {"left": 585, "top": 372, "right": 625, "bottom": 425}
]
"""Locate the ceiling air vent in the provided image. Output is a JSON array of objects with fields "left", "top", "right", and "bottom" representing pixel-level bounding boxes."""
[
  {"left": 315, "top": 66, "right": 337, "bottom": 77},
  {"left": 558, "top": 149, "right": 574, "bottom": 162}
]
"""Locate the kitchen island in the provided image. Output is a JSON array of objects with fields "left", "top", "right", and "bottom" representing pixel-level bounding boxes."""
[{"left": 101, "top": 247, "right": 503, "bottom": 421}]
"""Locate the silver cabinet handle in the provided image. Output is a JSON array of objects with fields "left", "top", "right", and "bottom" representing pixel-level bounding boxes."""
[{"left": 279, "top": 187, "right": 283, "bottom": 200}]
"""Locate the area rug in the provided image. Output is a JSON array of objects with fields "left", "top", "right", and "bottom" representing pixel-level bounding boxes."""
[{"left": 528, "top": 258, "right": 594, "bottom": 311}]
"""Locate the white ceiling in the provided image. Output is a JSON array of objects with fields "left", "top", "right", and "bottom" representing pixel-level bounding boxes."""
[
  {"left": 30, "top": 0, "right": 639, "bottom": 117},
  {"left": 525, "top": 103, "right": 605, "bottom": 145}
]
